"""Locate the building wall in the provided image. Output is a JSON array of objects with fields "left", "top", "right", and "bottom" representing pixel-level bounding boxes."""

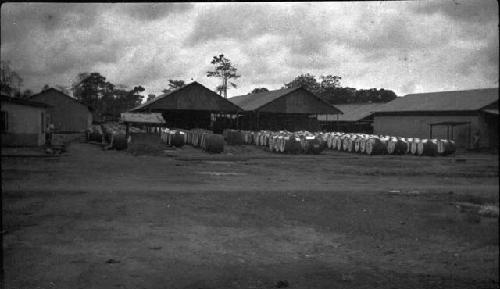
[
  {"left": 1, "top": 102, "right": 45, "bottom": 146},
  {"left": 373, "top": 114, "right": 490, "bottom": 148},
  {"left": 31, "top": 90, "right": 91, "bottom": 132},
  {"left": 238, "top": 112, "right": 320, "bottom": 131}
]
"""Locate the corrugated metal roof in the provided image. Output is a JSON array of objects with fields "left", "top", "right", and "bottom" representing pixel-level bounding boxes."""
[
  {"left": 318, "top": 103, "right": 386, "bottom": 122},
  {"left": 482, "top": 108, "right": 499, "bottom": 115},
  {"left": 30, "top": 88, "right": 91, "bottom": 111},
  {"left": 1, "top": 95, "right": 51, "bottom": 108},
  {"left": 229, "top": 87, "right": 299, "bottom": 111},
  {"left": 131, "top": 88, "right": 178, "bottom": 111},
  {"left": 120, "top": 113, "right": 165, "bottom": 124},
  {"left": 130, "top": 81, "right": 242, "bottom": 112},
  {"left": 229, "top": 87, "right": 341, "bottom": 114},
  {"left": 376, "top": 88, "right": 498, "bottom": 113}
]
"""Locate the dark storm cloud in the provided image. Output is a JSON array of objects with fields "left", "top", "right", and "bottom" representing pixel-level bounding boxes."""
[
  {"left": 118, "top": 3, "right": 193, "bottom": 21},
  {"left": 413, "top": 0, "right": 498, "bottom": 23},
  {"left": 454, "top": 35, "right": 499, "bottom": 82},
  {"left": 1, "top": 3, "right": 104, "bottom": 44},
  {"left": 184, "top": 4, "right": 333, "bottom": 55}
]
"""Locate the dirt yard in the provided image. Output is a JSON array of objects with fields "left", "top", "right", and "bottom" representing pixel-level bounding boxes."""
[{"left": 2, "top": 142, "right": 499, "bottom": 289}]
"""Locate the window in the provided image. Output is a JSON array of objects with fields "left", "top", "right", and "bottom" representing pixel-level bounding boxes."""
[{"left": 1, "top": 111, "right": 7, "bottom": 132}]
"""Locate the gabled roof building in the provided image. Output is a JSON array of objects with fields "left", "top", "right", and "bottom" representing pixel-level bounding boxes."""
[
  {"left": 30, "top": 88, "right": 92, "bottom": 133},
  {"left": 229, "top": 87, "right": 341, "bottom": 131},
  {"left": 130, "top": 81, "right": 242, "bottom": 131},
  {"left": 373, "top": 88, "right": 498, "bottom": 149}
]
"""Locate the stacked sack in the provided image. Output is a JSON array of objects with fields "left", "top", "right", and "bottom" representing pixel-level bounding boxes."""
[{"left": 101, "top": 122, "right": 128, "bottom": 150}]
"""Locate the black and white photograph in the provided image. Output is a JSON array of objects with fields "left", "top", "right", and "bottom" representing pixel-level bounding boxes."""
[{"left": 1, "top": 1, "right": 498, "bottom": 288}]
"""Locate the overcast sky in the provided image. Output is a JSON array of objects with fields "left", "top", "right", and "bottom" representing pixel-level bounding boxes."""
[{"left": 1, "top": 1, "right": 498, "bottom": 98}]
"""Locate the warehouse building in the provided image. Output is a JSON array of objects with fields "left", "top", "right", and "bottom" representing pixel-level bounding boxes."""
[
  {"left": 30, "top": 88, "right": 92, "bottom": 133},
  {"left": 317, "top": 103, "right": 386, "bottom": 133},
  {"left": 229, "top": 87, "right": 342, "bottom": 131},
  {"left": 130, "top": 81, "right": 242, "bottom": 132},
  {"left": 373, "top": 88, "right": 498, "bottom": 149},
  {"left": 1, "top": 95, "right": 50, "bottom": 146}
]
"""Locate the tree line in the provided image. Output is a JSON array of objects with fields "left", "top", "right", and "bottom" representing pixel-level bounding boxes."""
[{"left": 1, "top": 55, "right": 398, "bottom": 121}]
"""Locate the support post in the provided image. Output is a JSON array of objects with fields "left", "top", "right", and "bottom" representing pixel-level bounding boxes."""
[
  {"left": 256, "top": 111, "right": 260, "bottom": 131},
  {"left": 125, "top": 122, "right": 130, "bottom": 143}
]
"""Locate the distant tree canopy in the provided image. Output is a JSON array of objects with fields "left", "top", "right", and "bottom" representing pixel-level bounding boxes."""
[
  {"left": 71, "top": 72, "right": 144, "bottom": 120},
  {"left": 283, "top": 73, "right": 397, "bottom": 104},
  {"left": 206, "top": 54, "right": 240, "bottom": 98},
  {"left": 168, "top": 79, "right": 186, "bottom": 90},
  {"left": 284, "top": 73, "right": 321, "bottom": 94},
  {"left": 1, "top": 60, "right": 23, "bottom": 97},
  {"left": 249, "top": 87, "right": 269, "bottom": 94},
  {"left": 162, "top": 79, "right": 186, "bottom": 94}
]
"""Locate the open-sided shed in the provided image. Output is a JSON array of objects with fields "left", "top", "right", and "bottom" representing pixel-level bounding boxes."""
[
  {"left": 229, "top": 87, "right": 342, "bottom": 131},
  {"left": 317, "top": 103, "right": 386, "bottom": 133},
  {"left": 130, "top": 82, "right": 242, "bottom": 132}
]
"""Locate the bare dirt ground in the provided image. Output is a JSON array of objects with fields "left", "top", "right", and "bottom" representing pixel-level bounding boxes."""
[{"left": 2, "top": 142, "right": 499, "bottom": 289}]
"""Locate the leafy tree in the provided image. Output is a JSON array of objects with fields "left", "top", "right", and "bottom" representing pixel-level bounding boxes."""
[
  {"left": 284, "top": 73, "right": 397, "bottom": 104},
  {"left": 42, "top": 84, "right": 50, "bottom": 91},
  {"left": 215, "top": 85, "right": 225, "bottom": 96},
  {"left": 249, "top": 87, "right": 269, "bottom": 94},
  {"left": 319, "top": 75, "right": 342, "bottom": 90},
  {"left": 21, "top": 89, "right": 33, "bottom": 98},
  {"left": 146, "top": 94, "right": 156, "bottom": 102},
  {"left": 1, "top": 60, "right": 23, "bottom": 97},
  {"left": 206, "top": 54, "right": 240, "bottom": 98},
  {"left": 72, "top": 72, "right": 114, "bottom": 115},
  {"left": 283, "top": 73, "right": 320, "bottom": 94},
  {"left": 168, "top": 79, "right": 186, "bottom": 90},
  {"left": 71, "top": 72, "right": 144, "bottom": 120}
]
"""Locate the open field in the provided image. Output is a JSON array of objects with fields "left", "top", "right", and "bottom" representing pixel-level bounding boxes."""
[{"left": 2, "top": 142, "right": 499, "bottom": 289}]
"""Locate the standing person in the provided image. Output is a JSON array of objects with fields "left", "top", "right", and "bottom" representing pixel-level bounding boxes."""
[
  {"left": 472, "top": 130, "right": 481, "bottom": 151},
  {"left": 46, "top": 123, "right": 55, "bottom": 146}
]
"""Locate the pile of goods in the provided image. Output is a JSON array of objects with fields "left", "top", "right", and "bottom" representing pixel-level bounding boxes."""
[
  {"left": 161, "top": 128, "right": 187, "bottom": 148},
  {"left": 86, "top": 123, "right": 144, "bottom": 150},
  {"left": 87, "top": 124, "right": 104, "bottom": 143},
  {"left": 101, "top": 122, "right": 128, "bottom": 150},
  {"left": 236, "top": 130, "right": 326, "bottom": 155},
  {"left": 161, "top": 128, "right": 224, "bottom": 153},
  {"left": 228, "top": 129, "right": 456, "bottom": 156},
  {"left": 321, "top": 132, "right": 456, "bottom": 156},
  {"left": 223, "top": 129, "right": 244, "bottom": 145}
]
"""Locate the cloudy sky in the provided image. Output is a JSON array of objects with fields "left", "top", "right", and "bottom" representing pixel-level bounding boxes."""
[{"left": 1, "top": 1, "right": 498, "bottom": 99}]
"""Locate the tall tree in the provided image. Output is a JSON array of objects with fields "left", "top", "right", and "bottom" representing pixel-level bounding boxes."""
[
  {"left": 206, "top": 54, "right": 240, "bottom": 98},
  {"left": 215, "top": 85, "right": 225, "bottom": 96},
  {"left": 71, "top": 72, "right": 115, "bottom": 115},
  {"left": 1, "top": 60, "right": 23, "bottom": 97}
]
